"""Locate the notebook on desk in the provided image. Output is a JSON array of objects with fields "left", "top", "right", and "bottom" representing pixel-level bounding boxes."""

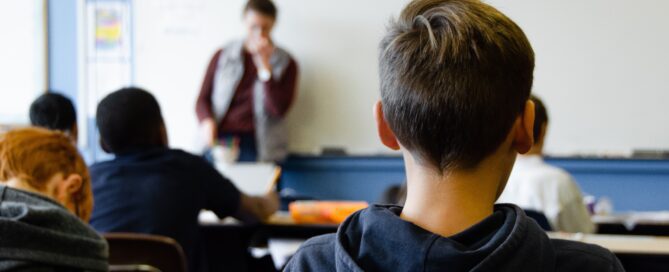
[{"left": 215, "top": 162, "right": 278, "bottom": 195}]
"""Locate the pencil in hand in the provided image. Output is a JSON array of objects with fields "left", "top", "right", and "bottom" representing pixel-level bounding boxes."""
[{"left": 266, "top": 166, "right": 282, "bottom": 193}]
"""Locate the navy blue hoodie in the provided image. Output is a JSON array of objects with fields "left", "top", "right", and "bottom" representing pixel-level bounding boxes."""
[{"left": 285, "top": 204, "right": 624, "bottom": 271}]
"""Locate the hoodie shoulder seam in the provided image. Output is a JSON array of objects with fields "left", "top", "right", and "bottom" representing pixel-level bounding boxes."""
[
  {"left": 295, "top": 234, "right": 336, "bottom": 256},
  {"left": 422, "top": 235, "right": 440, "bottom": 272},
  {"left": 554, "top": 243, "right": 616, "bottom": 263},
  {"left": 298, "top": 240, "right": 332, "bottom": 250}
]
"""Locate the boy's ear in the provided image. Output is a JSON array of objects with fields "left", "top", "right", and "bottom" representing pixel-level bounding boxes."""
[
  {"left": 54, "top": 173, "right": 84, "bottom": 217},
  {"left": 374, "top": 101, "right": 400, "bottom": 150},
  {"left": 514, "top": 100, "right": 535, "bottom": 154},
  {"left": 61, "top": 174, "right": 83, "bottom": 195}
]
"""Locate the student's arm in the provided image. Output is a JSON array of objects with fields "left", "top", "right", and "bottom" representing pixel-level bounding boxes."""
[
  {"left": 236, "top": 191, "right": 280, "bottom": 222},
  {"left": 557, "top": 199, "right": 596, "bottom": 233},
  {"left": 201, "top": 161, "right": 279, "bottom": 223},
  {"left": 205, "top": 180, "right": 280, "bottom": 223},
  {"left": 262, "top": 58, "right": 298, "bottom": 118},
  {"left": 556, "top": 179, "right": 596, "bottom": 233},
  {"left": 203, "top": 169, "right": 243, "bottom": 219}
]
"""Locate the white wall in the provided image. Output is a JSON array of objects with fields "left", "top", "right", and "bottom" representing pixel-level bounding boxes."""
[
  {"left": 275, "top": 0, "right": 411, "bottom": 154},
  {"left": 133, "top": 0, "right": 238, "bottom": 152},
  {"left": 488, "top": 0, "right": 669, "bottom": 156},
  {"left": 134, "top": 0, "right": 410, "bottom": 154},
  {"left": 134, "top": 0, "right": 669, "bottom": 156},
  {"left": 0, "top": 0, "right": 45, "bottom": 125}
]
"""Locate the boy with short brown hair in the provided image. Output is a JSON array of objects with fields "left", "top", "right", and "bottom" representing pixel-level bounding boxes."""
[{"left": 285, "top": 0, "right": 623, "bottom": 271}]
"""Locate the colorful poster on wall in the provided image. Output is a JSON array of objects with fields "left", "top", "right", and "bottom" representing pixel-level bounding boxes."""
[
  {"left": 85, "top": 0, "right": 133, "bottom": 121},
  {"left": 86, "top": 0, "right": 131, "bottom": 60},
  {"left": 95, "top": 7, "right": 123, "bottom": 50}
]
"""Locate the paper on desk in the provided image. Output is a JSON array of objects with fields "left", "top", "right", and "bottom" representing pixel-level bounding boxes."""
[
  {"left": 593, "top": 211, "right": 669, "bottom": 230},
  {"left": 269, "top": 238, "right": 305, "bottom": 270},
  {"left": 215, "top": 162, "right": 277, "bottom": 195},
  {"left": 198, "top": 210, "right": 241, "bottom": 225},
  {"left": 198, "top": 210, "right": 219, "bottom": 223}
]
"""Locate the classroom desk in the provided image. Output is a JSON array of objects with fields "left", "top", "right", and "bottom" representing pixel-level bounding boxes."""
[
  {"left": 262, "top": 212, "right": 339, "bottom": 238},
  {"left": 199, "top": 212, "right": 337, "bottom": 271},
  {"left": 201, "top": 211, "right": 669, "bottom": 271},
  {"left": 200, "top": 211, "right": 338, "bottom": 238},
  {"left": 549, "top": 232, "right": 669, "bottom": 272},
  {"left": 548, "top": 232, "right": 669, "bottom": 255},
  {"left": 255, "top": 211, "right": 669, "bottom": 237},
  {"left": 594, "top": 212, "right": 669, "bottom": 236}
]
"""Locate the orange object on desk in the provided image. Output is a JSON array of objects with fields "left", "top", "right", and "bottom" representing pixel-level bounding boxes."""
[{"left": 289, "top": 201, "right": 369, "bottom": 224}]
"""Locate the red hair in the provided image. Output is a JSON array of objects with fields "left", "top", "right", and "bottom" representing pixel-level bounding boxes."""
[{"left": 0, "top": 127, "right": 92, "bottom": 221}]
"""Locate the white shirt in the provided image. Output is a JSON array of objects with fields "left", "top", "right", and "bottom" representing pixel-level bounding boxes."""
[{"left": 497, "top": 155, "right": 595, "bottom": 233}]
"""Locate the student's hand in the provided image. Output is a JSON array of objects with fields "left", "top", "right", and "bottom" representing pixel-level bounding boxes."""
[
  {"left": 239, "top": 192, "right": 280, "bottom": 222},
  {"left": 262, "top": 190, "right": 280, "bottom": 218},
  {"left": 202, "top": 118, "right": 217, "bottom": 146}
]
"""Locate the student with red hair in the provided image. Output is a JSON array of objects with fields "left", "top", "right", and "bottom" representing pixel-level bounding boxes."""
[{"left": 0, "top": 127, "right": 107, "bottom": 271}]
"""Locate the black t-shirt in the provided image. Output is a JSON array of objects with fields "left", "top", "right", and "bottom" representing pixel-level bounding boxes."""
[{"left": 89, "top": 147, "right": 241, "bottom": 271}]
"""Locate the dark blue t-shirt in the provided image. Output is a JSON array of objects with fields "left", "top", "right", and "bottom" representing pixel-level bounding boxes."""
[{"left": 89, "top": 147, "right": 241, "bottom": 271}]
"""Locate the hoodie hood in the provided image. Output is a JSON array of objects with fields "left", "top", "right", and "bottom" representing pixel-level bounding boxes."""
[
  {"left": 334, "top": 204, "right": 556, "bottom": 272},
  {"left": 0, "top": 185, "right": 108, "bottom": 271}
]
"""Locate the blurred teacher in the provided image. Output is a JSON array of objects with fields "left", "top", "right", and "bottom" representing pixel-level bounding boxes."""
[{"left": 196, "top": 0, "right": 298, "bottom": 162}]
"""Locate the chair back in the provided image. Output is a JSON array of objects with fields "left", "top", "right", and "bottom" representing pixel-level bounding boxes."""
[{"left": 104, "top": 233, "right": 188, "bottom": 272}]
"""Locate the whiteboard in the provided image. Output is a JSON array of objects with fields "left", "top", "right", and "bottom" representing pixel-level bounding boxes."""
[
  {"left": 487, "top": 0, "right": 669, "bottom": 156},
  {"left": 0, "top": 0, "right": 46, "bottom": 125},
  {"left": 133, "top": 0, "right": 669, "bottom": 156}
]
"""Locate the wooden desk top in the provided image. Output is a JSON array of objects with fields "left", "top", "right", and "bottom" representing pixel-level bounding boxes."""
[
  {"left": 200, "top": 210, "right": 669, "bottom": 255},
  {"left": 548, "top": 232, "right": 669, "bottom": 255},
  {"left": 200, "top": 210, "right": 337, "bottom": 228}
]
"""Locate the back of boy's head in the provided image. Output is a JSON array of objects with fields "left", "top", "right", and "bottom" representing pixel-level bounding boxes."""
[
  {"left": 0, "top": 127, "right": 92, "bottom": 221},
  {"left": 379, "top": 0, "right": 534, "bottom": 171},
  {"left": 96, "top": 87, "right": 164, "bottom": 154},
  {"left": 531, "top": 95, "right": 548, "bottom": 143},
  {"left": 29, "top": 92, "right": 76, "bottom": 132}
]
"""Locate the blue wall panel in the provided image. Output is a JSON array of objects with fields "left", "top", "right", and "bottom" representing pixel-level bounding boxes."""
[
  {"left": 281, "top": 156, "right": 406, "bottom": 203},
  {"left": 549, "top": 159, "right": 669, "bottom": 212},
  {"left": 280, "top": 155, "right": 669, "bottom": 212},
  {"left": 48, "top": 0, "right": 78, "bottom": 100}
]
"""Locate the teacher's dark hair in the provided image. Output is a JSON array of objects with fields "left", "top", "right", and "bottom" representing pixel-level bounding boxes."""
[
  {"left": 96, "top": 87, "right": 165, "bottom": 154},
  {"left": 244, "top": 0, "right": 277, "bottom": 19}
]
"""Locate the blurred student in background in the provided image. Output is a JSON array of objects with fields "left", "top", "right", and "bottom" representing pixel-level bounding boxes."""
[
  {"left": 29, "top": 92, "right": 78, "bottom": 144},
  {"left": 91, "top": 88, "right": 279, "bottom": 272},
  {"left": 0, "top": 128, "right": 107, "bottom": 271},
  {"left": 497, "top": 95, "right": 595, "bottom": 233},
  {"left": 196, "top": 0, "right": 298, "bottom": 162}
]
